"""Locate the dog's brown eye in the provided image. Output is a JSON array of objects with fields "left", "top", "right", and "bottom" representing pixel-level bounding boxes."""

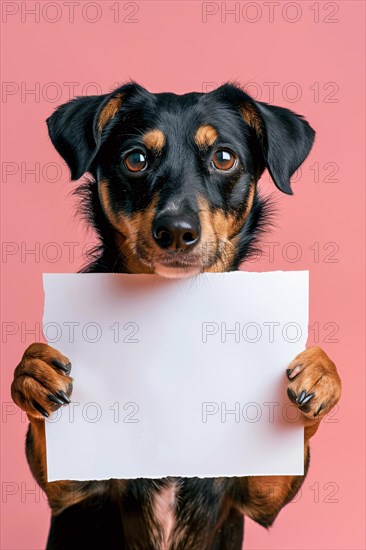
[
  {"left": 212, "top": 149, "right": 236, "bottom": 171},
  {"left": 124, "top": 151, "right": 147, "bottom": 172}
]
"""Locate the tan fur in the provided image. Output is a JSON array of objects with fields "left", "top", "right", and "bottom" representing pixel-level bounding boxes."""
[
  {"left": 98, "top": 177, "right": 254, "bottom": 274},
  {"left": 98, "top": 175, "right": 256, "bottom": 274},
  {"left": 143, "top": 129, "right": 166, "bottom": 152},
  {"left": 194, "top": 125, "right": 218, "bottom": 148},
  {"left": 199, "top": 182, "right": 256, "bottom": 272},
  {"left": 97, "top": 93, "right": 123, "bottom": 133},
  {"left": 11, "top": 343, "right": 127, "bottom": 515},
  {"left": 98, "top": 179, "right": 158, "bottom": 273},
  {"left": 12, "top": 343, "right": 340, "bottom": 520},
  {"left": 239, "top": 346, "right": 341, "bottom": 524},
  {"left": 12, "top": 93, "right": 343, "bottom": 537},
  {"left": 212, "top": 182, "right": 255, "bottom": 240},
  {"left": 11, "top": 343, "right": 72, "bottom": 419},
  {"left": 240, "top": 103, "right": 263, "bottom": 138},
  {"left": 98, "top": 179, "right": 125, "bottom": 231},
  {"left": 238, "top": 438, "right": 309, "bottom": 525},
  {"left": 287, "top": 346, "right": 342, "bottom": 418}
]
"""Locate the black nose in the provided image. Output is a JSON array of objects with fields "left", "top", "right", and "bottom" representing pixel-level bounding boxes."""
[{"left": 152, "top": 212, "right": 200, "bottom": 251}]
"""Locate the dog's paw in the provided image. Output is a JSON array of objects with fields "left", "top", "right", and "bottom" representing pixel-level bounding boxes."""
[
  {"left": 286, "top": 347, "right": 341, "bottom": 420},
  {"left": 11, "top": 343, "right": 73, "bottom": 419}
]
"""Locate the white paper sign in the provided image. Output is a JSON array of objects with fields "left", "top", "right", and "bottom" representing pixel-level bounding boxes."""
[{"left": 43, "top": 271, "right": 308, "bottom": 481}]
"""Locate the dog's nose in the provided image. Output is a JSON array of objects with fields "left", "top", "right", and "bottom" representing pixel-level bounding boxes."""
[{"left": 152, "top": 213, "right": 200, "bottom": 250}]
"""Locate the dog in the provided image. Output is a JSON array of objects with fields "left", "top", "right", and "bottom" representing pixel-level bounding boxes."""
[{"left": 11, "top": 82, "right": 342, "bottom": 549}]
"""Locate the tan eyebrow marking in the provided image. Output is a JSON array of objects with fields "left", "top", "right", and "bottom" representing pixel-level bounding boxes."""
[
  {"left": 143, "top": 129, "right": 166, "bottom": 152},
  {"left": 194, "top": 125, "right": 218, "bottom": 148},
  {"left": 97, "top": 93, "right": 123, "bottom": 133}
]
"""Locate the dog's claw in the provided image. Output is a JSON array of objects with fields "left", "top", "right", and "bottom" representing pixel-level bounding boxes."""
[
  {"left": 52, "top": 359, "right": 72, "bottom": 374},
  {"left": 314, "top": 403, "right": 325, "bottom": 417},
  {"left": 301, "top": 392, "right": 315, "bottom": 405},
  {"left": 297, "top": 389, "right": 307, "bottom": 404},
  {"left": 287, "top": 388, "right": 297, "bottom": 403},
  {"left": 57, "top": 390, "right": 71, "bottom": 404},
  {"left": 48, "top": 393, "right": 65, "bottom": 405},
  {"left": 32, "top": 400, "right": 49, "bottom": 418},
  {"left": 286, "top": 347, "right": 341, "bottom": 420}
]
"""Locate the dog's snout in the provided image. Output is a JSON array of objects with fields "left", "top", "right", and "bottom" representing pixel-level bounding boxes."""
[{"left": 152, "top": 212, "right": 200, "bottom": 251}]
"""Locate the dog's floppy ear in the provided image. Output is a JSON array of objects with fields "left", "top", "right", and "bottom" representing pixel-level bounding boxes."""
[
  {"left": 47, "top": 83, "right": 149, "bottom": 180},
  {"left": 247, "top": 100, "right": 315, "bottom": 194},
  {"left": 213, "top": 84, "right": 315, "bottom": 194},
  {"left": 47, "top": 82, "right": 147, "bottom": 180}
]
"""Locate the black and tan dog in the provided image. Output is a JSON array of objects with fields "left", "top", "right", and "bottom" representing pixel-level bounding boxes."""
[{"left": 11, "top": 82, "right": 341, "bottom": 549}]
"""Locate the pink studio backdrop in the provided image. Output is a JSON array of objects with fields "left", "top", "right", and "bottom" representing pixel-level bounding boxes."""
[{"left": 1, "top": 2, "right": 365, "bottom": 549}]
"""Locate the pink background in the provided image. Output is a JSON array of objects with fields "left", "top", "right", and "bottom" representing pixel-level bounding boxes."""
[{"left": 1, "top": 1, "right": 365, "bottom": 548}]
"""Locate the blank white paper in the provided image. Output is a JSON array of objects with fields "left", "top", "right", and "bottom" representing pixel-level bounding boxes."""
[{"left": 43, "top": 271, "right": 308, "bottom": 481}]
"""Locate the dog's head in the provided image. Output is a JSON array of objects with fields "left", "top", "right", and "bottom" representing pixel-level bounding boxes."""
[{"left": 47, "top": 82, "right": 314, "bottom": 278}]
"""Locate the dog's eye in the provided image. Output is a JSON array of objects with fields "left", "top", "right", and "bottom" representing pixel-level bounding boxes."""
[
  {"left": 212, "top": 149, "right": 237, "bottom": 171},
  {"left": 124, "top": 151, "right": 147, "bottom": 172}
]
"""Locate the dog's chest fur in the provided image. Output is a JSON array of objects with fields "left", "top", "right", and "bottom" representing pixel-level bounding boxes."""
[
  {"left": 117, "top": 477, "right": 235, "bottom": 549},
  {"left": 152, "top": 480, "right": 177, "bottom": 547}
]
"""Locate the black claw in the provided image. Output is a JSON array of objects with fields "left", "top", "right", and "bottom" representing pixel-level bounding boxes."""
[
  {"left": 314, "top": 403, "right": 325, "bottom": 417},
  {"left": 57, "top": 390, "right": 71, "bottom": 404},
  {"left": 301, "top": 392, "right": 315, "bottom": 405},
  {"left": 32, "top": 400, "right": 49, "bottom": 418},
  {"left": 297, "top": 389, "right": 307, "bottom": 404},
  {"left": 286, "top": 368, "right": 293, "bottom": 378},
  {"left": 48, "top": 394, "right": 64, "bottom": 406},
  {"left": 64, "top": 362, "right": 72, "bottom": 373},
  {"left": 287, "top": 388, "right": 297, "bottom": 403},
  {"left": 299, "top": 403, "right": 311, "bottom": 413},
  {"left": 51, "top": 359, "right": 71, "bottom": 374}
]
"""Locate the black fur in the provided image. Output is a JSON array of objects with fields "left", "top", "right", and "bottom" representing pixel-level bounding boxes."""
[
  {"left": 44, "top": 82, "right": 315, "bottom": 549},
  {"left": 47, "top": 82, "right": 314, "bottom": 275}
]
